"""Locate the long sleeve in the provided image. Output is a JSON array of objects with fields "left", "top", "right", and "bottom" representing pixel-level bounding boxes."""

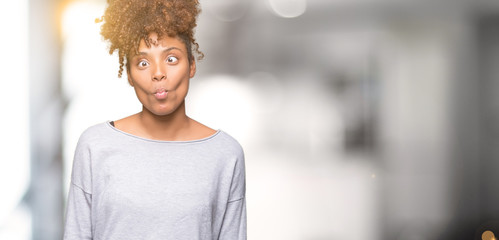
[
  {"left": 218, "top": 197, "right": 247, "bottom": 239},
  {"left": 219, "top": 151, "right": 247, "bottom": 240},
  {"left": 63, "top": 183, "right": 93, "bottom": 239},
  {"left": 63, "top": 133, "right": 93, "bottom": 240}
]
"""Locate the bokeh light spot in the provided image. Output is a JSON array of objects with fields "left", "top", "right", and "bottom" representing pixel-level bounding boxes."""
[
  {"left": 483, "top": 230, "right": 495, "bottom": 240},
  {"left": 268, "top": 0, "right": 306, "bottom": 18}
]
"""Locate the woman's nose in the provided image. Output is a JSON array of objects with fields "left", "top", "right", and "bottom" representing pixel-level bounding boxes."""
[{"left": 152, "top": 64, "right": 166, "bottom": 81}]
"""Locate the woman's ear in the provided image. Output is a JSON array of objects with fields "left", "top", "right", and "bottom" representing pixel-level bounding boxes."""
[{"left": 189, "top": 58, "right": 196, "bottom": 78}]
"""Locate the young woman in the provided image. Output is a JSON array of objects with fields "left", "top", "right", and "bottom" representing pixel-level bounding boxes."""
[{"left": 63, "top": 0, "right": 247, "bottom": 239}]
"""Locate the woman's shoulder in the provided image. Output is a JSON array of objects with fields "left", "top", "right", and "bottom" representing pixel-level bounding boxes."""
[
  {"left": 76, "top": 121, "right": 114, "bottom": 147},
  {"left": 81, "top": 121, "right": 111, "bottom": 135},
  {"left": 217, "top": 130, "right": 242, "bottom": 148},
  {"left": 189, "top": 119, "right": 244, "bottom": 156},
  {"left": 212, "top": 130, "right": 244, "bottom": 159}
]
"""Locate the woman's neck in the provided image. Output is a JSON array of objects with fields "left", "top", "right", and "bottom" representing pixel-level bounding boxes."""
[{"left": 137, "top": 101, "right": 192, "bottom": 141}]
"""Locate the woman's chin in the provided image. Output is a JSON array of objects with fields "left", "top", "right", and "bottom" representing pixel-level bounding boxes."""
[
  {"left": 141, "top": 99, "right": 184, "bottom": 117},
  {"left": 150, "top": 109, "right": 173, "bottom": 117},
  {"left": 143, "top": 106, "right": 176, "bottom": 117}
]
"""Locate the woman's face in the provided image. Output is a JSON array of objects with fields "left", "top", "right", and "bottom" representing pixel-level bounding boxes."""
[{"left": 127, "top": 33, "right": 196, "bottom": 117}]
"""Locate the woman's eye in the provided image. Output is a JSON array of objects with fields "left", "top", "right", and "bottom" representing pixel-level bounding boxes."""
[
  {"left": 138, "top": 60, "right": 149, "bottom": 67},
  {"left": 167, "top": 56, "right": 178, "bottom": 63}
]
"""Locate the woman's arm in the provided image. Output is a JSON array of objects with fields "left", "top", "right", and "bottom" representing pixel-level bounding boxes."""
[
  {"left": 63, "top": 134, "right": 93, "bottom": 239},
  {"left": 219, "top": 151, "right": 247, "bottom": 239},
  {"left": 219, "top": 197, "right": 247, "bottom": 239},
  {"left": 63, "top": 183, "right": 93, "bottom": 239}
]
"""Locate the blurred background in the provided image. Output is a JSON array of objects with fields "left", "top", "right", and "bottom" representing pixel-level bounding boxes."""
[{"left": 1, "top": 0, "right": 499, "bottom": 239}]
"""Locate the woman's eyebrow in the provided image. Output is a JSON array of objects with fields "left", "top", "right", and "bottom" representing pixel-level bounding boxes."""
[
  {"left": 136, "top": 47, "right": 183, "bottom": 56},
  {"left": 163, "top": 47, "right": 183, "bottom": 53}
]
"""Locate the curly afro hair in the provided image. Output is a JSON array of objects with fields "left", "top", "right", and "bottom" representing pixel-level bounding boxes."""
[{"left": 97, "top": 0, "right": 204, "bottom": 78}]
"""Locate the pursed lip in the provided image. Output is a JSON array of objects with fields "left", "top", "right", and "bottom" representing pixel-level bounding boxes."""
[{"left": 154, "top": 88, "right": 168, "bottom": 100}]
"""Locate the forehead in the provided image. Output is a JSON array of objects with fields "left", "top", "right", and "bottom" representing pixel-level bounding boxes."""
[{"left": 137, "top": 34, "right": 187, "bottom": 53}]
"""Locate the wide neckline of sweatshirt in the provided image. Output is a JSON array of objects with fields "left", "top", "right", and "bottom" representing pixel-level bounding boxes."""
[{"left": 105, "top": 121, "right": 222, "bottom": 144}]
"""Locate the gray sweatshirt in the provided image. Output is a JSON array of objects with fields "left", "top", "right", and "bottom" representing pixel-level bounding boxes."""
[{"left": 63, "top": 122, "right": 246, "bottom": 240}]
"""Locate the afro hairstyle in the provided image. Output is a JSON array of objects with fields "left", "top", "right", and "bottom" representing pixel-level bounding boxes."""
[{"left": 97, "top": 0, "right": 204, "bottom": 78}]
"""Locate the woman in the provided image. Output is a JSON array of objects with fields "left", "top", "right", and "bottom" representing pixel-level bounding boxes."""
[{"left": 63, "top": 0, "right": 247, "bottom": 239}]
